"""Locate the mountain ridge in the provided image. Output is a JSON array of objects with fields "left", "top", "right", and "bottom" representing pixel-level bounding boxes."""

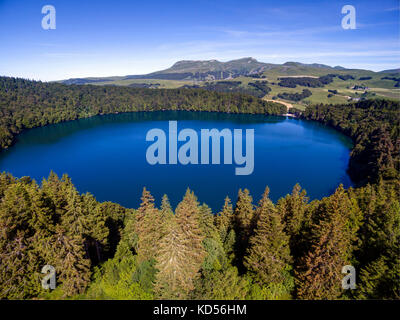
[{"left": 60, "top": 57, "right": 399, "bottom": 85}]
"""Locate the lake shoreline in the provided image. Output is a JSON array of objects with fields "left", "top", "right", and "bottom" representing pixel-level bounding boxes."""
[{"left": 0, "top": 111, "right": 354, "bottom": 210}]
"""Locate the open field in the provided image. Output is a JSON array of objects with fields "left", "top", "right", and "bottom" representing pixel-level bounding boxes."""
[
  {"left": 59, "top": 59, "right": 399, "bottom": 105},
  {"left": 90, "top": 74, "right": 399, "bottom": 107}
]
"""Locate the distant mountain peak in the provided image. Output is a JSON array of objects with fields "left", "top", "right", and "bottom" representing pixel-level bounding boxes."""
[
  {"left": 173, "top": 59, "right": 219, "bottom": 65},
  {"left": 234, "top": 57, "right": 258, "bottom": 62},
  {"left": 61, "top": 57, "right": 395, "bottom": 85},
  {"left": 283, "top": 61, "right": 335, "bottom": 69},
  {"left": 283, "top": 61, "right": 300, "bottom": 66},
  {"left": 380, "top": 68, "right": 400, "bottom": 73}
]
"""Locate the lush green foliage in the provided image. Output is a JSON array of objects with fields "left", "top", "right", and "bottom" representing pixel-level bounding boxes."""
[
  {"left": 0, "top": 78, "right": 398, "bottom": 300},
  {"left": 182, "top": 80, "right": 271, "bottom": 98},
  {"left": 278, "top": 89, "right": 312, "bottom": 101},
  {"left": 302, "top": 99, "right": 400, "bottom": 184},
  {"left": 278, "top": 75, "right": 334, "bottom": 88},
  {"left": 0, "top": 172, "right": 398, "bottom": 300}
]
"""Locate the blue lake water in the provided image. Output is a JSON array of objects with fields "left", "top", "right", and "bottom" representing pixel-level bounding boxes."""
[{"left": 0, "top": 111, "right": 353, "bottom": 211}]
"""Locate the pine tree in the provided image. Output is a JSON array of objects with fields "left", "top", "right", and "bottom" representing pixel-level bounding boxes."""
[
  {"left": 157, "top": 194, "right": 174, "bottom": 240},
  {"left": 154, "top": 216, "right": 194, "bottom": 299},
  {"left": 367, "top": 127, "right": 396, "bottom": 179},
  {"left": 0, "top": 231, "right": 40, "bottom": 299},
  {"left": 357, "top": 255, "right": 400, "bottom": 299},
  {"left": 276, "top": 184, "right": 309, "bottom": 262},
  {"left": 199, "top": 203, "right": 227, "bottom": 274},
  {"left": 355, "top": 181, "right": 400, "bottom": 299},
  {"left": 234, "top": 189, "right": 254, "bottom": 238},
  {"left": 135, "top": 188, "right": 162, "bottom": 262},
  {"left": 44, "top": 227, "right": 91, "bottom": 297},
  {"left": 157, "top": 189, "right": 207, "bottom": 297},
  {"left": 137, "top": 187, "right": 155, "bottom": 214},
  {"left": 233, "top": 189, "right": 254, "bottom": 270},
  {"left": 192, "top": 266, "right": 249, "bottom": 300},
  {"left": 41, "top": 172, "right": 72, "bottom": 217},
  {"left": 0, "top": 181, "right": 46, "bottom": 298},
  {"left": 62, "top": 185, "right": 88, "bottom": 237},
  {"left": 198, "top": 203, "right": 219, "bottom": 240},
  {"left": 0, "top": 172, "right": 16, "bottom": 199},
  {"left": 28, "top": 186, "right": 56, "bottom": 237},
  {"left": 244, "top": 187, "right": 293, "bottom": 297},
  {"left": 81, "top": 193, "right": 109, "bottom": 263},
  {"left": 0, "top": 182, "right": 33, "bottom": 236},
  {"left": 215, "top": 196, "right": 234, "bottom": 242},
  {"left": 277, "top": 184, "right": 308, "bottom": 237},
  {"left": 295, "top": 185, "right": 360, "bottom": 299},
  {"left": 215, "top": 196, "right": 236, "bottom": 262},
  {"left": 160, "top": 194, "right": 174, "bottom": 222}
]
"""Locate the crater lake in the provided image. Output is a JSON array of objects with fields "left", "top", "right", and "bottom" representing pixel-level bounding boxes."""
[{"left": 0, "top": 111, "right": 353, "bottom": 211}]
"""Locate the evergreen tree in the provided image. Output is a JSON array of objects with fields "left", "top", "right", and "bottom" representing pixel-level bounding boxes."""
[
  {"left": 0, "top": 231, "right": 40, "bottom": 299},
  {"left": 135, "top": 188, "right": 162, "bottom": 262},
  {"left": 198, "top": 203, "right": 219, "bottom": 241},
  {"left": 296, "top": 185, "right": 360, "bottom": 299},
  {"left": 81, "top": 193, "right": 109, "bottom": 263},
  {"left": 234, "top": 189, "right": 255, "bottom": 238},
  {"left": 215, "top": 196, "right": 234, "bottom": 243},
  {"left": 28, "top": 187, "right": 56, "bottom": 237},
  {"left": 193, "top": 266, "right": 249, "bottom": 300},
  {"left": 137, "top": 187, "right": 155, "bottom": 214},
  {"left": 214, "top": 196, "right": 237, "bottom": 263},
  {"left": 233, "top": 189, "right": 254, "bottom": 270},
  {"left": 160, "top": 194, "right": 174, "bottom": 221},
  {"left": 155, "top": 189, "right": 206, "bottom": 298},
  {"left": 44, "top": 227, "right": 91, "bottom": 297},
  {"left": 158, "top": 194, "right": 174, "bottom": 239},
  {"left": 276, "top": 184, "right": 311, "bottom": 270},
  {"left": 154, "top": 216, "right": 193, "bottom": 299},
  {"left": 40, "top": 172, "right": 69, "bottom": 216},
  {"left": 355, "top": 182, "right": 400, "bottom": 299},
  {"left": 62, "top": 185, "right": 87, "bottom": 237},
  {"left": 244, "top": 187, "right": 293, "bottom": 298}
]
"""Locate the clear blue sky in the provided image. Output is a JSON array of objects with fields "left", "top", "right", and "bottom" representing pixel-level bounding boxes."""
[{"left": 0, "top": 0, "right": 399, "bottom": 81}]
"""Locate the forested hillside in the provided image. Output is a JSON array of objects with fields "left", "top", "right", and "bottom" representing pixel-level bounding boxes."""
[
  {"left": 0, "top": 77, "right": 285, "bottom": 150},
  {"left": 0, "top": 173, "right": 398, "bottom": 300},
  {"left": 300, "top": 99, "right": 400, "bottom": 184}
]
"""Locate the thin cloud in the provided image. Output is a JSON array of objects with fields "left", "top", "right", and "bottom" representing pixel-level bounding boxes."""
[
  {"left": 384, "top": 6, "right": 400, "bottom": 12},
  {"left": 221, "top": 25, "right": 342, "bottom": 38},
  {"left": 42, "top": 52, "right": 101, "bottom": 58}
]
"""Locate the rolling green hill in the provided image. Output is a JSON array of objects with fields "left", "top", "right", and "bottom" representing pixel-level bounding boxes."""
[{"left": 59, "top": 58, "right": 400, "bottom": 106}]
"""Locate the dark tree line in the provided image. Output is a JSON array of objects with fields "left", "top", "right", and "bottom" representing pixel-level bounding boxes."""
[
  {"left": 302, "top": 99, "right": 400, "bottom": 185},
  {"left": 278, "top": 74, "right": 358, "bottom": 88},
  {"left": 277, "top": 89, "right": 312, "bottom": 102},
  {"left": 381, "top": 76, "right": 400, "bottom": 87},
  {"left": 337, "top": 74, "right": 355, "bottom": 81},
  {"left": 278, "top": 75, "right": 334, "bottom": 88},
  {"left": 181, "top": 80, "right": 271, "bottom": 98}
]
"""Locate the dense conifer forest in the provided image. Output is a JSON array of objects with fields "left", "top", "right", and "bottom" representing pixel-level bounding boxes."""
[
  {"left": 300, "top": 99, "right": 399, "bottom": 184},
  {"left": 0, "top": 77, "right": 399, "bottom": 300}
]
